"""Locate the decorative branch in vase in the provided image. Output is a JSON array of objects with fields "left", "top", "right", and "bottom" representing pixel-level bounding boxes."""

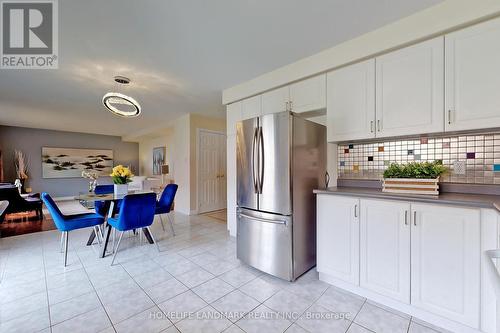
[
  {"left": 82, "top": 170, "right": 99, "bottom": 192},
  {"left": 110, "top": 165, "right": 133, "bottom": 195},
  {"left": 13, "top": 150, "right": 29, "bottom": 193}
]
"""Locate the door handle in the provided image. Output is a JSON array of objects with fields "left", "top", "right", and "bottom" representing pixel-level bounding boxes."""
[
  {"left": 413, "top": 211, "right": 417, "bottom": 226},
  {"left": 325, "top": 171, "right": 330, "bottom": 188},
  {"left": 377, "top": 119, "right": 381, "bottom": 132},
  {"left": 448, "top": 109, "right": 452, "bottom": 125},
  {"left": 238, "top": 212, "right": 286, "bottom": 225},
  {"left": 252, "top": 127, "right": 259, "bottom": 193},
  {"left": 370, "top": 121, "right": 374, "bottom": 133},
  {"left": 258, "top": 126, "right": 264, "bottom": 194},
  {"left": 404, "top": 210, "right": 408, "bottom": 225},
  {"left": 354, "top": 204, "right": 358, "bottom": 218}
]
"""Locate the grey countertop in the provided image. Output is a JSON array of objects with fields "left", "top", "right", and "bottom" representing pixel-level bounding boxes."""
[{"left": 314, "top": 187, "right": 500, "bottom": 212}]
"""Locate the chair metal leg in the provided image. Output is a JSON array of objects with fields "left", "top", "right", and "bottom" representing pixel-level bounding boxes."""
[
  {"left": 146, "top": 226, "right": 160, "bottom": 252},
  {"left": 159, "top": 215, "right": 166, "bottom": 232},
  {"left": 60, "top": 232, "right": 65, "bottom": 253},
  {"left": 93, "top": 226, "right": 101, "bottom": 245},
  {"left": 166, "top": 213, "right": 175, "bottom": 236},
  {"left": 63, "top": 231, "right": 69, "bottom": 267},
  {"left": 112, "top": 228, "right": 116, "bottom": 253},
  {"left": 97, "top": 225, "right": 104, "bottom": 241},
  {"left": 110, "top": 231, "right": 124, "bottom": 266}
]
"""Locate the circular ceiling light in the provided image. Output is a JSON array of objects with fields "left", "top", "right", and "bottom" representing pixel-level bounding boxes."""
[{"left": 102, "top": 76, "right": 141, "bottom": 118}]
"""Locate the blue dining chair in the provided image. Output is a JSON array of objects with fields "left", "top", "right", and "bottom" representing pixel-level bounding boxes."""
[
  {"left": 155, "top": 184, "right": 178, "bottom": 235},
  {"left": 41, "top": 193, "right": 105, "bottom": 266},
  {"left": 94, "top": 184, "right": 117, "bottom": 217},
  {"left": 107, "top": 193, "right": 158, "bottom": 265}
]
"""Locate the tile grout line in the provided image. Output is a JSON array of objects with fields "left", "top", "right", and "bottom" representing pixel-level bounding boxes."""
[
  {"left": 74, "top": 243, "right": 117, "bottom": 333},
  {"left": 41, "top": 238, "right": 53, "bottom": 333}
]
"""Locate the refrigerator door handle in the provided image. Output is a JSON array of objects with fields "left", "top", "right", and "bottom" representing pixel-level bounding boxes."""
[
  {"left": 252, "top": 127, "right": 259, "bottom": 193},
  {"left": 258, "top": 126, "right": 264, "bottom": 194},
  {"left": 238, "top": 212, "right": 287, "bottom": 225}
]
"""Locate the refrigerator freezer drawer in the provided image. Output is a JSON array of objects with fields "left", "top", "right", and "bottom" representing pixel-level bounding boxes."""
[{"left": 236, "top": 208, "right": 293, "bottom": 281}]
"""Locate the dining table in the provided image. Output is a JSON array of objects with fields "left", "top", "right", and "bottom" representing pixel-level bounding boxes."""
[{"left": 75, "top": 190, "right": 156, "bottom": 258}]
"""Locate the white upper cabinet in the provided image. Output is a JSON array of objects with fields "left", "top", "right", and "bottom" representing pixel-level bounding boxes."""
[
  {"left": 226, "top": 102, "right": 242, "bottom": 136},
  {"left": 241, "top": 95, "right": 262, "bottom": 120},
  {"left": 445, "top": 17, "right": 500, "bottom": 131},
  {"left": 289, "top": 74, "right": 326, "bottom": 113},
  {"left": 261, "top": 86, "right": 289, "bottom": 115},
  {"left": 327, "top": 59, "right": 376, "bottom": 142},
  {"left": 359, "top": 199, "right": 411, "bottom": 303},
  {"left": 317, "top": 195, "right": 360, "bottom": 285},
  {"left": 411, "top": 203, "right": 480, "bottom": 328},
  {"left": 376, "top": 37, "right": 444, "bottom": 137}
]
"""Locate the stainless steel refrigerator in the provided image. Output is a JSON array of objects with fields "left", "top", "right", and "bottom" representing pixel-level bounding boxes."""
[{"left": 236, "top": 111, "right": 326, "bottom": 281}]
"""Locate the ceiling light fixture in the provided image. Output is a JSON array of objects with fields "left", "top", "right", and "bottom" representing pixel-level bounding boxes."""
[{"left": 102, "top": 76, "right": 142, "bottom": 118}]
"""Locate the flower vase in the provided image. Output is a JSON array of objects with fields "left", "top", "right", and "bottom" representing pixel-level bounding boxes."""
[{"left": 114, "top": 184, "right": 128, "bottom": 196}]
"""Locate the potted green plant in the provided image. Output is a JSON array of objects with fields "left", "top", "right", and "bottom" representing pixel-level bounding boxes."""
[{"left": 382, "top": 161, "right": 448, "bottom": 195}]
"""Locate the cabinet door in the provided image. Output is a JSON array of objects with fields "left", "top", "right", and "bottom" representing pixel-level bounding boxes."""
[
  {"left": 241, "top": 95, "right": 262, "bottom": 120},
  {"left": 226, "top": 134, "right": 237, "bottom": 236},
  {"left": 376, "top": 37, "right": 444, "bottom": 137},
  {"left": 289, "top": 75, "right": 326, "bottom": 113},
  {"left": 445, "top": 17, "right": 500, "bottom": 131},
  {"left": 327, "top": 59, "right": 375, "bottom": 142},
  {"left": 226, "top": 102, "right": 242, "bottom": 136},
  {"left": 411, "top": 204, "right": 480, "bottom": 328},
  {"left": 317, "top": 195, "right": 359, "bottom": 285},
  {"left": 261, "top": 86, "right": 289, "bottom": 115},
  {"left": 360, "top": 199, "right": 410, "bottom": 303}
]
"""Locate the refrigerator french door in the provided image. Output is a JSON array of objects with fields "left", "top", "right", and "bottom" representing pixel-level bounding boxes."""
[
  {"left": 236, "top": 112, "right": 291, "bottom": 215},
  {"left": 236, "top": 111, "right": 325, "bottom": 281}
]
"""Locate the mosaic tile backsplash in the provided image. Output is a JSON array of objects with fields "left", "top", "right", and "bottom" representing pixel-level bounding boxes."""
[{"left": 338, "top": 133, "right": 500, "bottom": 184}]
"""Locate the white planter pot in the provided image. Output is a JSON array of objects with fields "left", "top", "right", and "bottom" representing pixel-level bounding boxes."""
[{"left": 114, "top": 184, "right": 128, "bottom": 196}]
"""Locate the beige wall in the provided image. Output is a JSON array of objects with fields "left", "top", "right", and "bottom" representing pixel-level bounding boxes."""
[
  {"left": 137, "top": 113, "right": 225, "bottom": 215},
  {"left": 172, "top": 114, "right": 191, "bottom": 214},
  {"left": 189, "top": 114, "right": 226, "bottom": 212},
  {"left": 138, "top": 129, "right": 174, "bottom": 178}
]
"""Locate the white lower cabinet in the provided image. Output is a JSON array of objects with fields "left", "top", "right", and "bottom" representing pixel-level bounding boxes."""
[
  {"left": 359, "top": 199, "right": 410, "bottom": 303},
  {"left": 411, "top": 203, "right": 480, "bottom": 328},
  {"left": 317, "top": 195, "right": 359, "bottom": 285},
  {"left": 317, "top": 196, "right": 483, "bottom": 331}
]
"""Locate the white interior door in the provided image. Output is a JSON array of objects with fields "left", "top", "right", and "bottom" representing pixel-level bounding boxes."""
[{"left": 198, "top": 130, "right": 227, "bottom": 214}]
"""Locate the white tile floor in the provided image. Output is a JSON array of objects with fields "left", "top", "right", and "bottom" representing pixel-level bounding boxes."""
[{"left": 0, "top": 212, "right": 449, "bottom": 333}]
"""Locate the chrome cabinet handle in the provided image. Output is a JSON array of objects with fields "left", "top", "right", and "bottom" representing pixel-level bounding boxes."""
[
  {"left": 413, "top": 211, "right": 417, "bottom": 226},
  {"left": 377, "top": 119, "right": 381, "bottom": 132},
  {"left": 448, "top": 109, "right": 452, "bottom": 125},
  {"left": 404, "top": 210, "right": 408, "bottom": 225},
  {"left": 354, "top": 204, "right": 358, "bottom": 218},
  {"left": 285, "top": 101, "right": 290, "bottom": 111},
  {"left": 370, "top": 121, "right": 374, "bottom": 133},
  {"left": 289, "top": 101, "right": 293, "bottom": 111}
]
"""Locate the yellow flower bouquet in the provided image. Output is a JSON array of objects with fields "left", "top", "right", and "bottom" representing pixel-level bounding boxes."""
[{"left": 110, "top": 165, "right": 134, "bottom": 185}]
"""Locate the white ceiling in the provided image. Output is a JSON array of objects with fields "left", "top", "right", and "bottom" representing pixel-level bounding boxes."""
[{"left": 0, "top": 0, "right": 442, "bottom": 139}]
